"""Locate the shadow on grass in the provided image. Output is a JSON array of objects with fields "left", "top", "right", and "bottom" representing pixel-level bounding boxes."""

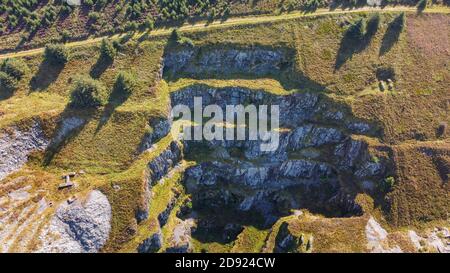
[
  {"left": 95, "top": 83, "right": 131, "bottom": 133},
  {"left": 90, "top": 56, "right": 113, "bottom": 79},
  {"left": 0, "top": 86, "right": 15, "bottom": 101},
  {"left": 162, "top": 43, "right": 330, "bottom": 93},
  {"left": 42, "top": 105, "right": 96, "bottom": 166},
  {"left": 379, "top": 16, "right": 403, "bottom": 56},
  {"left": 334, "top": 23, "right": 378, "bottom": 71},
  {"left": 29, "top": 60, "right": 65, "bottom": 92}
]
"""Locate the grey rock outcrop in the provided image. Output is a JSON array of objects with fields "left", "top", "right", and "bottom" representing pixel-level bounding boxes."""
[
  {"left": 365, "top": 217, "right": 402, "bottom": 253},
  {"left": 51, "top": 117, "right": 85, "bottom": 146},
  {"left": 147, "top": 141, "right": 183, "bottom": 186},
  {"left": 274, "top": 222, "right": 313, "bottom": 253},
  {"left": 136, "top": 141, "right": 183, "bottom": 223},
  {"left": 170, "top": 84, "right": 384, "bottom": 223},
  {"left": 165, "top": 218, "right": 195, "bottom": 253},
  {"left": 138, "top": 118, "right": 171, "bottom": 153},
  {"left": 138, "top": 231, "right": 163, "bottom": 253},
  {"left": 164, "top": 47, "right": 291, "bottom": 78},
  {"left": 0, "top": 121, "right": 49, "bottom": 181},
  {"left": 0, "top": 117, "right": 86, "bottom": 181},
  {"left": 36, "top": 190, "right": 112, "bottom": 253}
]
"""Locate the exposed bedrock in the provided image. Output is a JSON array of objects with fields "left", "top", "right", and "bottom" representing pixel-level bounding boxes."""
[
  {"left": 136, "top": 141, "right": 183, "bottom": 223},
  {"left": 0, "top": 116, "right": 86, "bottom": 181},
  {"left": 36, "top": 190, "right": 112, "bottom": 253},
  {"left": 169, "top": 85, "right": 389, "bottom": 230},
  {"left": 163, "top": 47, "right": 293, "bottom": 79},
  {"left": 147, "top": 141, "right": 183, "bottom": 185},
  {"left": 138, "top": 118, "right": 171, "bottom": 153},
  {"left": 135, "top": 46, "right": 393, "bottom": 248},
  {"left": 0, "top": 121, "right": 49, "bottom": 181},
  {"left": 171, "top": 85, "right": 376, "bottom": 136}
]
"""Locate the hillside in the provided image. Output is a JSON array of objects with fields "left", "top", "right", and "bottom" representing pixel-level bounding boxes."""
[{"left": 0, "top": 4, "right": 449, "bottom": 253}]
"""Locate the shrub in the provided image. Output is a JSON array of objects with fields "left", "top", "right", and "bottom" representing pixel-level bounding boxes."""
[
  {"left": 381, "top": 176, "right": 396, "bottom": 192},
  {"left": 0, "top": 58, "right": 29, "bottom": 80},
  {"left": 100, "top": 38, "right": 116, "bottom": 61},
  {"left": 170, "top": 29, "right": 181, "bottom": 42},
  {"left": 0, "top": 71, "right": 18, "bottom": 91},
  {"left": 437, "top": 122, "right": 447, "bottom": 137},
  {"left": 142, "top": 17, "right": 154, "bottom": 31},
  {"left": 61, "top": 30, "right": 71, "bottom": 43},
  {"left": 70, "top": 76, "right": 107, "bottom": 108},
  {"left": 171, "top": 29, "right": 194, "bottom": 47},
  {"left": 114, "top": 71, "right": 136, "bottom": 96},
  {"left": 44, "top": 43, "right": 69, "bottom": 65},
  {"left": 88, "top": 11, "right": 101, "bottom": 22},
  {"left": 417, "top": 0, "right": 427, "bottom": 12},
  {"left": 348, "top": 19, "right": 366, "bottom": 40}
]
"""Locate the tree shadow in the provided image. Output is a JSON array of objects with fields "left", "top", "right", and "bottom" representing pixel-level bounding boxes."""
[
  {"left": 379, "top": 16, "right": 403, "bottom": 56},
  {"left": 0, "top": 87, "right": 15, "bottom": 101},
  {"left": 42, "top": 106, "right": 96, "bottom": 166},
  {"left": 162, "top": 43, "right": 329, "bottom": 93},
  {"left": 95, "top": 81, "right": 131, "bottom": 133},
  {"left": 335, "top": 23, "right": 378, "bottom": 71},
  {"left": 329, "top": 0, "right": 367, "bottom": 11},
  {"left": 29, "top": 60, "right": 65, "bottom": 92},
  {"left": 90, "top": 56, "right": 113, "bottom": 79}
]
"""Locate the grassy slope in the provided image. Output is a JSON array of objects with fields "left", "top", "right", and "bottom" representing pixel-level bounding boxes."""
[
  {"left": 0, "top": 10, "right": 448, "bottom": 251},
  {"left": 0, "top": 0, "right": 286, "bottom": 54}
]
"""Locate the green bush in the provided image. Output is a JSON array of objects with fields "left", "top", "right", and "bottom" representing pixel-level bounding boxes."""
[
  {"left": 0, "top": 71, "right": 18, "bottom": 91},
  {"left": 348, "top": 19, "right": 366, "bottom": 40},
  {"left": 100, "top": 38, "right": 116, "bottom": 61},
  {"left": 171, "top": 29, "right": 194, "bottom": 47},
  {"left": 114, "top": 71, "right": 136, "bottom": 96},
  {"left": 0, "top": 58, "right": 29, "bottom": 80},
  {"left": 44, "top": 43, "right": 69, "bottom": 65},
  {"left": 417, "top": 0, "right": 427, "bottom": 12},
  {"left": 70, "top": 76, "right": 107, "bottom": 108},
  {"left": 381, "top": 176, "right": 396, "bottom": 192}
]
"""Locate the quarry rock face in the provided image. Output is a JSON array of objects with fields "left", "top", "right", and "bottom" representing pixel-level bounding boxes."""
[
  {"left": 163, "top": 48, "right": 290, "bottom": 78},
  {"left": 274, "top": 222, "right": 313, "bottom": 253},
  {"left": 138, "top": 231, "right": 163, "bottom": 253},
  {"left": 169, "top": 84, "right": 382, "bottom": 225},
  {"left": 36, "top": 190, "right": 112, "bottom": 253},
  {"left": 51, "top": 117, "right": 85, "bottom": 146},
  {"left": 0, "top": 121, "right": 49, "bottom": 181},
  {"left": 138, "top": 118, "right": 171, "bottom": 153},
  {"left": 135, "top": 141, "right": 183, "bottom": 223},
  {"left": 147, "top": 141, "right": 183, "bottom": 185}
]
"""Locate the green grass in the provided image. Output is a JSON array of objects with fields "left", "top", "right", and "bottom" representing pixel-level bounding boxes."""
[
  {"left": 168, "top": 78, "right": 297, "bottom": 95},
  {"left": 231, "top": 226, "right": 271, "bottom": 253},
  {"left": 0, "top": 10, "right": 449, "bottom": 252},
  {"left": 100, "top": 135, "right": 181, "bottom": 252},
  {"left": 118, "top": 160, "right": 191, "bottom": 253}
]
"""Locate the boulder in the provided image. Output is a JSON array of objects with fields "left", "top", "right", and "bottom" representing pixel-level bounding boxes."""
[{"left": 36, "top": 190, "right": 112, "bottom": 253}]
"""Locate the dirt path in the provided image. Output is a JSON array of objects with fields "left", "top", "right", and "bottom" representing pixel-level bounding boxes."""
[{"left": 0, "top": 6, "right": 448, "bottom": 60}]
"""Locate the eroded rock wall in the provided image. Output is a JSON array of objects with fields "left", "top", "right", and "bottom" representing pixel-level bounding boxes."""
[{"left": 0, "top": 121, "right": 49, "bottom": 181}]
